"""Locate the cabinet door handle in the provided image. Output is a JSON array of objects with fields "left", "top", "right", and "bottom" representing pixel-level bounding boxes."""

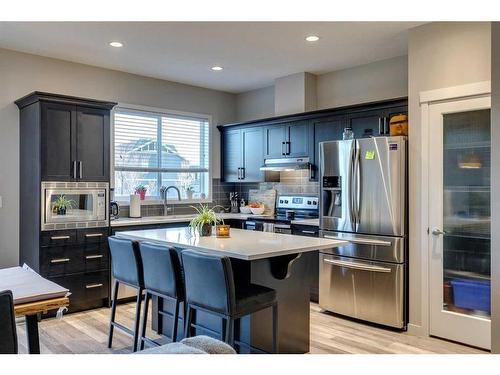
[
  {"left": 85, "top": 254, "right": 104, "bottom": 260},
  {"left": 286, "top": 141, "right": 291, "bottom": 155},
  {"left": 73, "top": 161, "right": 77, "bottom": 179},
  {"left": 378, "top": 118, "right": 383, "bottom": 135},
  {"left": 50, "top": 258, "right": 70, "bottom": 264},
  {"left": 50, "top": 235, "right": 70, "bottom": 240},
  {"left": 241, "top": 167, "right": 245, "bottom": 180},
  {"left": 85, "top": 283, "right": 103, "bottom": 289},
  {"left": 309, "top": 163, "right": 314, "bottom": 180},
  {"left": 79, "top": 161, "right": 83, "bottom": 179},
  {"left": 85, "top": 233, "right": 103, "bottom": 238},
  {"left": 281, "top": 142, "right": 285, "bottom": 155},
  {"left": 237, "top": 167, "right": 241, "bottom": 180},
  {"left": 301, "top": 230, "right": 317, "bottom": 234},
  {"left": 324, "top": 258, "right": 392, "bottom": 273}
]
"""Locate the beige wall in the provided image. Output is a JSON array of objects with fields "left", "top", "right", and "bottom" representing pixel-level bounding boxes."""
[
  {"left": 235, "top": 56, "right": 408, "bottom": 121},
  {"left": 0, "top": 48, "right": 236, "bottom": 268},
  {"left": 407, "top": 22, "right": 491, "bottom": 334},
  {"left": 235, "top": 85, "right": 274, "bottom": 122},
  {"left": 316, "top": 55, "right": 408, "bottom": 109}
]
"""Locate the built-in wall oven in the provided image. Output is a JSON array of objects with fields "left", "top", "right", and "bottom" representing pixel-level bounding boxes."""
[{"left": 41, "top": 181, "right": 109, "bottom": 231}]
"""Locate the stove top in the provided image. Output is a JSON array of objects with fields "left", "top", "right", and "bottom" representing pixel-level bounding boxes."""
[{"left": 248, "top": 195, "right": 319, "bottom": 223}]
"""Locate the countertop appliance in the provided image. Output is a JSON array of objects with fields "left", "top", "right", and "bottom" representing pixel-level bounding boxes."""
[
  {"left": 319, "top": 136, "right": 407, "bottom": 329},
  {"left": 244, "top": 195, "right": 319, "bottom": 234},
  {"left": 41, "top": 181, "right": 109, "bottom": 231},
  {"left": 110, "top": 201, "right": 119, "bottom": 220}
]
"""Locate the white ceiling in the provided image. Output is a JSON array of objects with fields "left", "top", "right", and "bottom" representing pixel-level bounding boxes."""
[{"left": 0, "top": 22, "right": 423, "bottom": 93}]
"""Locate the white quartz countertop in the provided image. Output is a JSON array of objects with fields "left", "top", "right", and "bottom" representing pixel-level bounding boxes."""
[
  {"left": 115, "top": 227, "right": 346, "bottom": 261},
  {"left": 110, "top": 213, "right": 252, "bottom": 227}
]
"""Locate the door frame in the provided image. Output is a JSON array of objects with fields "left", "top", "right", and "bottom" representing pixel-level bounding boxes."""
[{"left": 417, "top": 81, "right": 491, "bottom": 340}]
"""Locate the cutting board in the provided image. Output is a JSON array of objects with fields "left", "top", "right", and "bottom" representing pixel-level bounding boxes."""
[{"left": 248, "top": 189, "right": 277, "bottom": 216}]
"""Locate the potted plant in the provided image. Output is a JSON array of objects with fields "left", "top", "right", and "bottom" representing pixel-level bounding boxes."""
[
  {"left": 135, "top": 184, "right": 147, "bottom": 200},
  {"left": 185, "top": 185, "right": 195, "bottom": 200},
  {"left": 189, "top": 204, "right": 224, "bottom": 236},
  {"left": 52, "top": 195, "right": 75, "bottom": 216}
]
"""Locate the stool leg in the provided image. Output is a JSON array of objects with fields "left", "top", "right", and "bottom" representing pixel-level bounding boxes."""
[
  {"left": 107, "top": 280, "right": 119, "bottom": 348},
  {"left": 139, "top": 291, "right": 150, "bottom": 351},
  {"left": 184, "top": 305, "right": 193, "bottom": 338},
  {"left": 172, "top": 299, "right": 180, "bottom": 342},
  {"left": 132, "top": 287, "right": 143, "bottom": 352},
  {"left": 272, "top": 303, "right": 279, "bottom": 354},
  {"left": 225, "top": 318, "right": 234, "bottom": 348}
]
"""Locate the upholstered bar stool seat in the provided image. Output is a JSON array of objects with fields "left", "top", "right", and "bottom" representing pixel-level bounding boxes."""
[
  {"left": 181, "top": 249, "right": 279, "bottom": 353},
  {"left": 138, "top": 242, "right": 185, "bottom": 350},
  {"left": 108, "top": 236, "right": 144, "bottom": 352}
]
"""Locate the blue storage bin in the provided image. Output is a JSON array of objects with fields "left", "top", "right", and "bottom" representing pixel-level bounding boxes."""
[{"left": 450, "top": 278, "right": 491, "bottom": 314}]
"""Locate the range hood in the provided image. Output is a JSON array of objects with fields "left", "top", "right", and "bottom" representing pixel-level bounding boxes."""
[{"left": 260, "top": 157, "right": 310, "bottom": 172}]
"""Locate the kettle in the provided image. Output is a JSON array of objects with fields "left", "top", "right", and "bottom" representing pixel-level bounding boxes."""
[{"left": 110, "top": 201, "right": 119, "bottom": 220}]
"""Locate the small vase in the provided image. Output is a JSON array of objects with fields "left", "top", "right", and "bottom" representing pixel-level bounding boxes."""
[
  {"left": 58, "top": 207, "right": 66, "bottom": 215},
  {"left": 187, "top": 191, "right": 194, "bottom": 200},
  {"left": 200, "top": 224, "right": 212, "bottom": 237}
]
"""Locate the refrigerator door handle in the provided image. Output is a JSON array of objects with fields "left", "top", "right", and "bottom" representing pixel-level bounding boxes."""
[
  {"left": 323, "top": 235, "right": 392, "bottom": 247},
  {"left": 323, "top": 258, "right": 392, "bottom": 273},
  {"left": 347, "top": 143, "right": 355, "bottom": 229},
  {"left": 354, "top": 146, "right": 361, "bottom": 226}
]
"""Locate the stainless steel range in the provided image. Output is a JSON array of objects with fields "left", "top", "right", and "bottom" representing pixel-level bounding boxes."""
[
  {"left": 244, "top": 195, "right": 319, "bottom": 234},
  {"left": 319, "top": 136, "right": 407, "bottom": 329}
]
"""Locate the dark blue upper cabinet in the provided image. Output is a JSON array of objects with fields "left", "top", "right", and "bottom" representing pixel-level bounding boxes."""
[
  {"left": 222, "top": 129, "right": 242, "bottom": 183},
  {"left": 287, "top": 121, "right": 309, "bottom": 157},
  {"left": 264, "top": 124, "right": 287, "bottom": 158},
  {"left": 222, "top": 127, "right": 264, "bottom": 183}
]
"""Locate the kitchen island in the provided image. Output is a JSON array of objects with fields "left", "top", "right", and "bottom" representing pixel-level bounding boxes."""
[{"left": 116, "top": 227, "right": 347, "bottom": 353}]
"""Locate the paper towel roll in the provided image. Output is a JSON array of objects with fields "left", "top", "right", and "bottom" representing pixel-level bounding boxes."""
[{"left": 129, "top": 194, "right": 141, "bottom": 218}]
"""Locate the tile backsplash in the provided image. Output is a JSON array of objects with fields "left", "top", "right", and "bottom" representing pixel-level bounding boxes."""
[{"left": 118, "top": 171, "right": 318, "bottom": 218}]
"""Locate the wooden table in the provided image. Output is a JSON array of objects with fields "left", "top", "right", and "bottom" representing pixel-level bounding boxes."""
[
  {"left": 14, "top": 297, "right": 69, "bottom": 353},
  {"left": 0, "top": 266, "right": 69, "bottom": 354}
]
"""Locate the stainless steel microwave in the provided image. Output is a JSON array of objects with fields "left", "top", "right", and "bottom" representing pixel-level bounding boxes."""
[{"left": 41, "top": 181, "right": 109, "bottom": 231}]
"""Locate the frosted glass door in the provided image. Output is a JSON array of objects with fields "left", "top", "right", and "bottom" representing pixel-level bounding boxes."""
[{"left": 428, "top": 96, "right": 491, "bottom": 350}]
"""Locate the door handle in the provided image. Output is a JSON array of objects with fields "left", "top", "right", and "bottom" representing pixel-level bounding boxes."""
[
  {"left": 324, "top": 258, "right": 392, "bottom": 273},
  {"left": 85, "top": 233, "right": 103, "bottom": 238},
  {"left": 378, "top": 118, "right": 383, "bottom": 135},
  {"left": 86, "top": 254, "right": 104, "bottom": 260},
  {"left": 431, "top": 228, "right": 446, "bottom": 236},
  {"left": 241, "top": 167, "right": 245, "bottom": 180},
  {"left": 79, "top": 161, "right": 83, "bottom": 179},
  {"left": 354, "top": 147, "right": 361, "bottom": 225},
  {"left": 323, "top": 235, "right": 392, "bottom": 247},
  {"left": 85, "top": 283, "right": 103, "bottom": 289},
  {"left": 301, "top": 230, "right": 317, "bottom": 235},
  {"left": 281, "top": 142, "right": 286, "bottom": 155},
  {"left": 50, "top": 235, "right": 70, "bottom": 240},
  {"left": 50, "top": 258, "right": 70, "bottom": 264},
  {"left": 72, "top": 160, "right": 77, "bottom": 179},
  {"left": 286, "top": 141, "right": 291, "bottom": 155}
]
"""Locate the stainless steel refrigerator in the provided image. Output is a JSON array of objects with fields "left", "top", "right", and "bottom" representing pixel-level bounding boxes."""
[{"left": 319, "top": 136, "right": 407, "bottom": 329}]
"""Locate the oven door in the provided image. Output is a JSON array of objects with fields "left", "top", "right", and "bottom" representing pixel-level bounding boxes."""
[
  {"left": 319, "top": 253, "right": 405, "bottom": 328},
  {"left": 42, "top": 183, "right": 108, "bottom": 230}
]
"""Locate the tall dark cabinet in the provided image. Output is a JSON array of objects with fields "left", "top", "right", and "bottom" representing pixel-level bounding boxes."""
[{"left": 16, "top": 92, "right": 116, "bottom": 314}]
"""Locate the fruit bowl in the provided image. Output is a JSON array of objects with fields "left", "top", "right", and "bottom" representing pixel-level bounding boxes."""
[
  {"left": 250, "top": 206, "right": 265, "bottom": 215},
  {"left": 240, "top": 206, "right": 252, "bottom": 214}
]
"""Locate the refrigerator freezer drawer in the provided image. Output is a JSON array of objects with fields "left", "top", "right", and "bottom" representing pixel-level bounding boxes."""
[
  {"left": 319, "top": 254, "right": 405, "bottom": 329},
  {"left": 320, "top": 230, "right": 405, "bottom": 263}
]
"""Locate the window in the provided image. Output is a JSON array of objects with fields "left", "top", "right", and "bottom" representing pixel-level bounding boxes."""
[{"left": 113, "top": 107, "right": 210, "bottom": 202}]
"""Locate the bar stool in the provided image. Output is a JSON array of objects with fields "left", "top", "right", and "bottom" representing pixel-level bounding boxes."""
[
  {"left": 138, "top": 242, "right": 185, "bottom": 350},
  {"left": 0, "top": 290, "right": 17, "bottom": 354},
  {"left": 108, "top": 236, "right": 144, "bottom": 352},
  {"left": 181, "top": 249, "right": 279, "bottom": 353}
]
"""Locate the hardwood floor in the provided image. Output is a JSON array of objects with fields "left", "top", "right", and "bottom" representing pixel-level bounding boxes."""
[{"left": 16, "top": 302, "right": 486, "bottom": 354}]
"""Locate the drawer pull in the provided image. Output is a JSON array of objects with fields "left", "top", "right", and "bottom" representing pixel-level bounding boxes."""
[
  {"left": 86, "top": 254, "right": 104, "bottom": 260},
  {"left": 50, "top": 235, "right": 70, "bottom": 240},
  {"left": 301, "top": 230, "right": 317, "bottom": 234},
  {"left": 85, "top": 233, "right": 103, "bottom": 238},
  {"left": 324, "top": 258, "right": 391, "bottom": 273},
  {"left": 85, "top": 283, "right": 104, "bottom": 289},
  {"left": 50, "top": 258, "right": 70, "bottom": 264}
]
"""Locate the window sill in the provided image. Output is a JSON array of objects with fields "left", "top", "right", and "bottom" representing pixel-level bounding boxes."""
[{"left": 115, "top": 198, "right": 214, "bottom": 207}]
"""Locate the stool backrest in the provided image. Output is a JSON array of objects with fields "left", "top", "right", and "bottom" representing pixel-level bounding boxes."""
[
  {"left": 139, "top": 242, "right": 183, "bottom": 299},
  {"left": 0, "top": 290, "right": 18, "bottom": 354},
  {"left": 108, "top": 236, "right": 144, "bottom": 287},
  {"left": 181, "top": 249, "right": 235, "bottom": 315}
]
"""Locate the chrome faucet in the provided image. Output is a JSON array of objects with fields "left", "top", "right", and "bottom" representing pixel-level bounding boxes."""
[{"left": 160, "top": 186, "right": 181, "bottom": 216}]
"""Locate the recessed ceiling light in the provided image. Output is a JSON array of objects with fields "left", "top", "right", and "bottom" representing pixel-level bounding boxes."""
[
  {"left": 305, "top": 35, "right": 320, "bottom": 42},
  {"left": 109, "top": 41, "right": 123, "bottom": 48},
  {"left": 211, "top": 66, "right": 223, "bottom": 71}
]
